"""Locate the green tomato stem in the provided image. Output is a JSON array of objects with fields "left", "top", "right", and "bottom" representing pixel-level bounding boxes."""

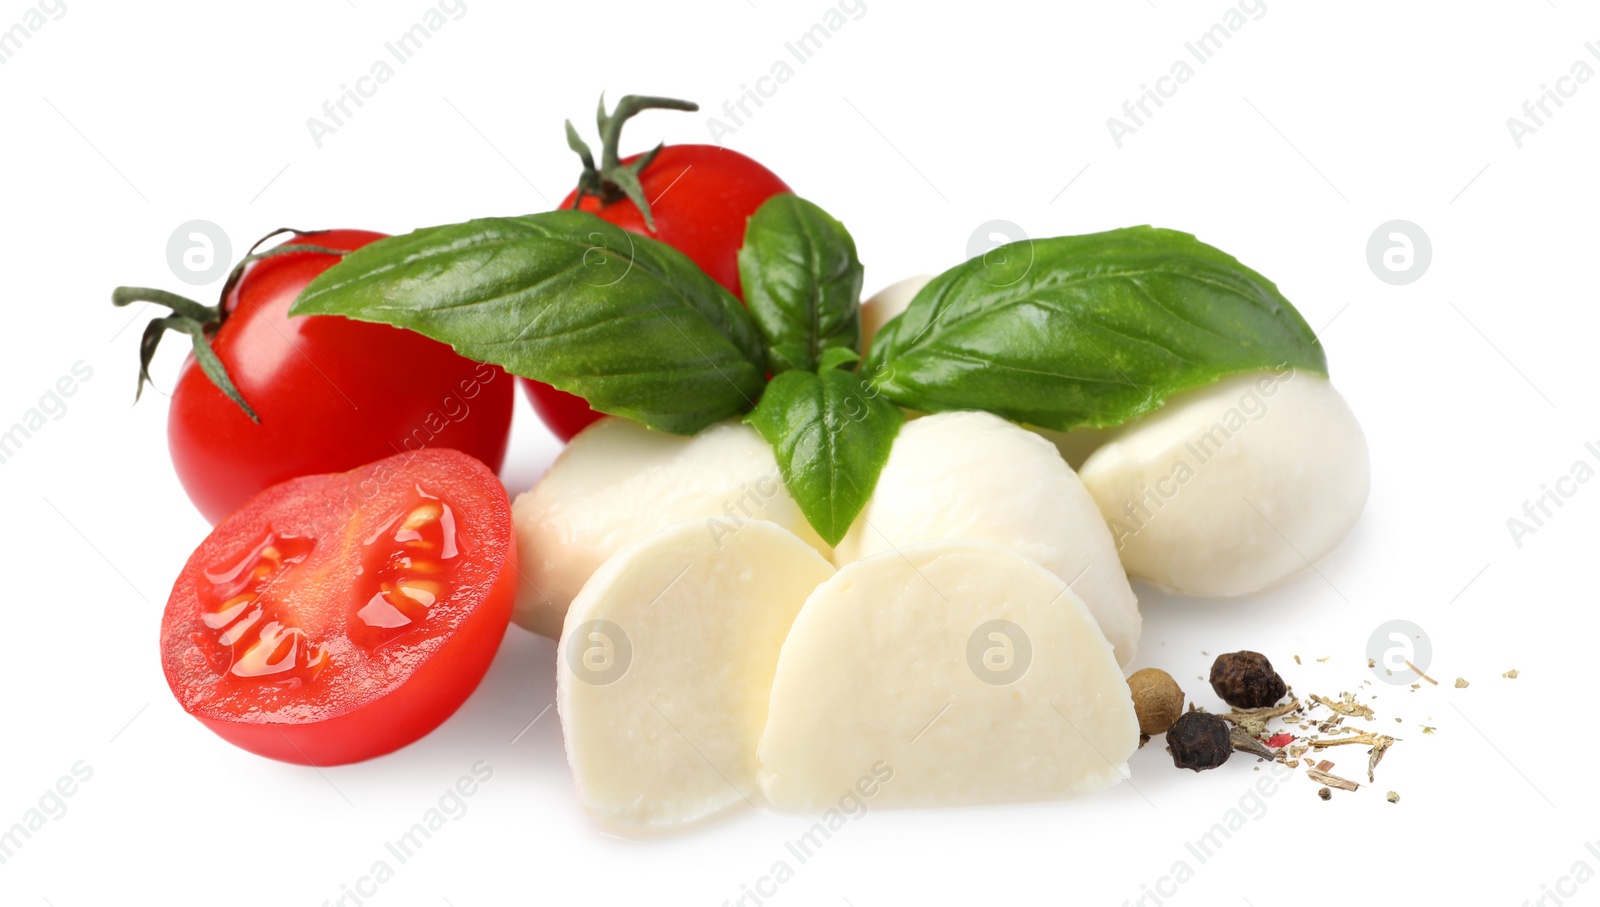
[
  {"left": 110, "top": 231, "right": 352, "bottom": 424},
  {"left": 565, "top": 93, "right": 699, "bottom": 231}
]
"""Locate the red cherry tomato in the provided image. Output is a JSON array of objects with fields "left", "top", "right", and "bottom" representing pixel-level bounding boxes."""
[
  {"left": 519, "top": 380, "right": 603, "bottom": 442},
  {"left": 159, "top": 448, "right": 517, "bottom": 765},
  {"left": 166, "top": 230, "right": 515, "bottom": 523},
  {"left": 521, "top": 144, "right": 791, "bottom": 441},
  {"left": 566, "top": 145, "right": 791, "bottom": 298}
]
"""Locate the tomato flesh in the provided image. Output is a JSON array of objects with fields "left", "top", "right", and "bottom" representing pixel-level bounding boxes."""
[
  {"left": 168, "top": 229, "right": 515, "bottom": 524},
  {"left": 522, "top": 145, "right": 791, "bottom": 442},
  {"left": 193, "top": 530, "right": 323, "bottom": 684},
  {"left": 160, "top": 448, "right": 516, "bottom": 765}
]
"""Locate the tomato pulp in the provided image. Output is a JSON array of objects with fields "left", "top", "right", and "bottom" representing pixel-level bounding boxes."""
[
  {"left": 521, "top": 145, "right": 791, "bottom": 441},
  {"left": 167, "top": 230, "right": 515, "bottom": 524},
  {"left": 159, "top": 449, "right": 517, "bottom": 765}
]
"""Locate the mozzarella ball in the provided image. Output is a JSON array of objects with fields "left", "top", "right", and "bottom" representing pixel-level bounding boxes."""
[
  {"left": 1033, "top": 424, "right": 1114, "bottom": 471},
  {"left": 1077, "top": 370, "right": 1369, "bottom": 597},
  {"left": 833, "top": 410, "right": 1141, "bottom": 666},
  {"left": 511, "top": 418, "right": 826, "bottom": 636},
  {"left": 859, "top": 275, "right": 932, "bottom": 353}
]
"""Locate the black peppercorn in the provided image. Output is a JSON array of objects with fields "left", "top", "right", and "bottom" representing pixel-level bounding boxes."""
[
  {"left": 1209, "top": 650, "right": 1287, "bottom": 709},
  {"left": 1167, "top": 711, "right": 1232, "bottom": 771}
]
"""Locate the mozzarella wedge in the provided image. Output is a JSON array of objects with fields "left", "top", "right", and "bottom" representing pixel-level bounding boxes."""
[
  {"left": 758, "top": 541, "right": 1139, "bottom": 810},
  {"left": 557, "top": 520, "right": 835, "bottom": 828},
  {"left": 833, "top": 410, "right": 1141, "bottom": 666},
  {"left": 512, "top": 417, "right": 827, "bottom": 636}
]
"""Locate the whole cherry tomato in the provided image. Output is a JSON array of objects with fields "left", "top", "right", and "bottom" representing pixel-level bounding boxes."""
[
  {"left": 117, "top": 229, "right": 515, "bottom": 523},
  {"left": 521, "top": 96, "right": 791, "bottom": 441}
]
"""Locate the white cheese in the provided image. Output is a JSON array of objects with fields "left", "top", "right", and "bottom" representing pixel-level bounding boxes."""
[
  {"left": 859, "top": 274, "right": 931, "bottom": 353},
  {"left": 1078, "top": 370, "right": 1370, "bottom": 597},
  {"left": 557, "top": 519, "right": 834, "bottom": 828},
  {"left": 511, "top": 417, "right": 827, "bottom": 636},
  {"left": 834, "top": 410, "right": 1141, "bottom": 665},
  {"left": 759, "top": 541, "right": 1139, "bottom": 810}
]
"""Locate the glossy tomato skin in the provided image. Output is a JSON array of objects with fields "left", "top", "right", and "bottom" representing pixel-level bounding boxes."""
[
  {"left": 520, "top": 380, "right": 601, "bottom": 442},
  {"left": 160, "top": 448, "right": 517, "bottom": 765},
  {"left": 565, "top": 144, "right": 792, "bottom": 298},
  {"left": 168, "top": 229, "right": 514, "bottom": 524},
  {"left": 522, "top": 144, "right": 791, "bottom": 441}
]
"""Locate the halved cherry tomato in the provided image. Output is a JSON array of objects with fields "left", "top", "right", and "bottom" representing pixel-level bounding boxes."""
[{"left": 159, "top": 448, "right": 517, "bottom": 765}]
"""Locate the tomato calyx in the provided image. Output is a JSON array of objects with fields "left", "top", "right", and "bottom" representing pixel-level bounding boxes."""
[
  {"left": 565, "top": 93, "right": 698, "bottom": 231},
  {"left": 110, "top": 228, "right": 350, "bottom": 423}
]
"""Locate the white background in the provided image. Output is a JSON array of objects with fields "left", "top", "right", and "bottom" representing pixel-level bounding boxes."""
[{"left": 3, "top": 1, "right": 1597, "bottom": 904}]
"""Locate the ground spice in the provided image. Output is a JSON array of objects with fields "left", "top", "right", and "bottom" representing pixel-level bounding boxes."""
[
  {"left": 1154, "top": 643, "right": 1509, "bottom": 798},
  {"left": 1311, "top": 694, "right": 1374, "bottom": 720},
  {"left": 1367, "top": 738, "right": 1395, "bottom": 782},
  {"left": 1221, "top": 697, "right": 1303, "bottom": 737},
  {"left": 1229, "top": 728, "right": 1277, "bottom": 761},
  {"left": 1406, "top": 660, "right": 1438, "bottom": 685},
  {"left": 1308, "top": 767, "right": 1360, "bottom": 792}
]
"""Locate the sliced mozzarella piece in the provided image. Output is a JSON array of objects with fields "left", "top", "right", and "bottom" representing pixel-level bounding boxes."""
[
  {"left": 512, "top": 417, "right": 827, "bottom": 636},
  {"left": 833, "top": 410, "right": 1141, "bottom": 665},
  {"left": 557, "top": 520, "right": 834, "bottom": 828},
  {"left": 759, "top": 541, "right": 1139, "bottom": 810}
]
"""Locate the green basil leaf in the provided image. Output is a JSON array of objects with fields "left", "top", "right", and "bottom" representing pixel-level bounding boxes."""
[
  {"left": 746, "top": 367, "right": 903, "bottom": 547},
  {"left": 293, "top": 211, "right": 765, "bottom": 435},
  {"left": 817, "top": 346, "right": 861, "bottom": 372},
  {"left": 766, "top": 342, "right": 813, "bottom": 375},
  {"left": 864, "top": 226, "right": 1328, "bottom": 430},
  {"left": 737, "top": 194, "right": 864, "bottom": 374}
]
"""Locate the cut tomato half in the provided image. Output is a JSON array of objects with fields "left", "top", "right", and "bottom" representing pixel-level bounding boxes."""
[{"left": 160, "top": 448, "right": 517, "bottom": 765}]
